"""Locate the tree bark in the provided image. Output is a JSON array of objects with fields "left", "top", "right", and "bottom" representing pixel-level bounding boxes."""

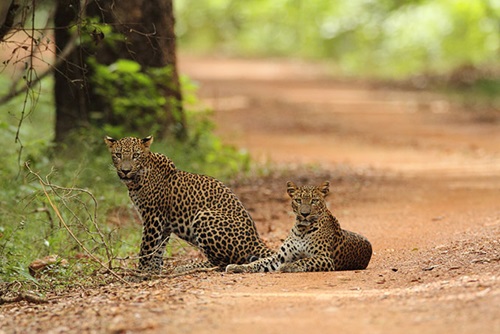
[
  {"left": 0, "top": 0, "right": 18, "bottom": 41},
  {"left": 54, "top": 0, "right": 91, "bottom": 143}
]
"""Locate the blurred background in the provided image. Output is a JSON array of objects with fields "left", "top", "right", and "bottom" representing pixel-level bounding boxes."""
[
  {"left": 0, "top": 0, "right": 498, "bottom": 283},
  {"left": 176, "top": 0, "right": 499, "bottom": 80}
]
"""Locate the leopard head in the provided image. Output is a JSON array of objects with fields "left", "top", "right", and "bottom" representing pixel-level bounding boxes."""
[
  {"left": 104, "top": 136, "right": 153, "bottom": 184},
  {"left": 287, "top": 181, "right": 330, "bottom": 227}
]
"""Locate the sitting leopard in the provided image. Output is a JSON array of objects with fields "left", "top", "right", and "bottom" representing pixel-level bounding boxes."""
[
  {"left": 104, "top": 136, "right": 273, "bottom": 275},
  {"left": 226, "top": 181, "right": 372, "bottom": 273}
]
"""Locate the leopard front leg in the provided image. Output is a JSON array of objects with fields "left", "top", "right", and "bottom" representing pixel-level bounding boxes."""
[
  {"left": 226, "top": 237, "right": 298, "bottom": 273},
  {"left": 138, "top": 217, "right": 170, "bottom": 275},
  {"left": 278, "top": 256, "right": 336, "bottom": 273}
]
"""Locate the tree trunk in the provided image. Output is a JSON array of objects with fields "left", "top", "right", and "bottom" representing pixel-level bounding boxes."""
[
  {"left": 54, "top": 0, "right": 186, "bottom": 142},
  {"left": 0, "top": 0, "right": 17, "bottom": 41},
  {"left": 54, "top": 0, "right": 91, "bottom": 143}
]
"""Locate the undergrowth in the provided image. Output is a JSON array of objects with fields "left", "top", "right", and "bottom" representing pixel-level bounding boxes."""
[{"left": 0, "top": 74, "right": 251, "bottom": 291}]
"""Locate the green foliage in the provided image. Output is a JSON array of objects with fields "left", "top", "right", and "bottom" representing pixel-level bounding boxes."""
[
  {"left": 176, "top": 0, "right": 500, "bottom": 78},
  {"left": 77, "top": 17, "right": 122, "bottom": 48},
  {"left": 88, "top": 58, "right": 177, "bottom": 138},
  {"left": 0, "top": 75, "right": 54, "bottom": 176}
]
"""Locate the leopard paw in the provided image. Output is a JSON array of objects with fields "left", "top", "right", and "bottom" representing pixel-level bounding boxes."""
[
  {"left": 278, "top": 262, "right": 304, "bottom": 273},
  {"left": 226, "top": 264, "right": 251, "bottom": 273}
]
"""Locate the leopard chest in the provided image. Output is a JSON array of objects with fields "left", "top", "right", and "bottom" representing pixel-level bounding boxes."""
[
  {"left": 288, "top": 228, "right": 319, "bottom": 254},
  {"left": 128, "top": 184, "right": 170, "bottom": 218},
  {"left": 291, "top": 223, "right": 339, "bottom": 254}
]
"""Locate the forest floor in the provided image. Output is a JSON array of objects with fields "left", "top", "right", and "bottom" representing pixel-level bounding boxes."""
[{"left": 1, "top": 56, "right": 500, "bottom": 334}]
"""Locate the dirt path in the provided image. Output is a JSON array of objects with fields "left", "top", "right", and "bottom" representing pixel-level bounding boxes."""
[
  {"left": 178, "top": 57, "right": 500, "bottom": 333},
  {"left": 2, "top": 57, "right": 499, "bottom": 334}
]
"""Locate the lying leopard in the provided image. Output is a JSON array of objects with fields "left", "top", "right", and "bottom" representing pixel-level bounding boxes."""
[
  {"left": 226, "top": 181, "right": 372, "bottom": 273},
  {"left": 104, "top": 136, "right": 273, "bottom": 276}
]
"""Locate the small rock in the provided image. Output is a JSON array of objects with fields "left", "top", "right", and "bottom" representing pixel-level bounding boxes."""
[
  {"left": 422, "top": 265, "right": 438, "bottom": 271},
  {"left": 28, "top": 255, "right": 68, "bottom": 277}
]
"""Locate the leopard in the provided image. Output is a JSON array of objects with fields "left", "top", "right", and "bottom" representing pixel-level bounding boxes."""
[
  {"left": 226, "top": 181, "right": 372, "bottom": 273},
  {"left": 104, "top": 136, "right": 274, "bottom": 276}
]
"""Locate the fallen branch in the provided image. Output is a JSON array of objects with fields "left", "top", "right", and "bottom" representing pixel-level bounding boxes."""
[{"left": 0, "top": 291, "right": 48, "bottom": 305}]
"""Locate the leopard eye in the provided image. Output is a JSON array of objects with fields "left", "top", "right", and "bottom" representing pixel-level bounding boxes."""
[
  {"left": 311, "top": 199, "right": 319, "bottom": 205},
  {"left": 115, "top": 153, "right": 122, "bottom": 159},
  {"left": 132, "top": 153, "right": 140, "bottom": 159},
  {"left": 295, "top": 198, "right": 302, "bottom": 204}
]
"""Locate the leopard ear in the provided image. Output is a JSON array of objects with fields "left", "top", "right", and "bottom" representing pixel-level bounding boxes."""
[
  {"left": 286, "top": 181, "right": 298, "bottom": 198},
  {"left": 141, "top": 136, "right": 153, "bottom": 149},
  {"left": 104, "top": 136, "right": 116, "bottom": 149},
  {"left": 319, "top": 181, "right": 330, "bottom": 197}
]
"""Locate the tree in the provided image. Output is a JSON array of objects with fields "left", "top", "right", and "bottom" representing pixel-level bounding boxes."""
[
  {"left": 54, "top": 0, "right": 186, "bottom": 142},
  {"left": 1, "top": 0, "right": 186, "bottom": 142}
]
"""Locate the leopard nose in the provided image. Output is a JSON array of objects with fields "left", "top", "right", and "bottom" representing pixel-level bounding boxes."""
[
  {"left": 300, "top": 209, "right": 310, "bottom": 217},
  {"left": 121, "top": 167, "right": 132, "bottom": 174}
]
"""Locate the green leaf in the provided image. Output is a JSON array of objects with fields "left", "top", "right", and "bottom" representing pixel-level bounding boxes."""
[{"left": 110, "top": 59, "right": 141, "bottom": 73}]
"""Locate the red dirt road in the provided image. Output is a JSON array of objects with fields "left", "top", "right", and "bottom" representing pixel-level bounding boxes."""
[
  {"left": 1, "top": 57, "right": 499, "bottom": 334},
  {"left": 180, "top": 56, "right": 500, "bottom": 334}
]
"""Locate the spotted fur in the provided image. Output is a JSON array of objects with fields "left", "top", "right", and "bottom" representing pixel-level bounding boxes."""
[
  {"left": 105, "top": 136, "right": 273, "bottom": 275},
  {"left": 226, "top": 181, "right": 372, "bottom": 273}
]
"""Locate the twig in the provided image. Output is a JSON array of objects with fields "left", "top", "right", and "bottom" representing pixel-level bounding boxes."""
[
  {"left": 0, "top": 30, "right": 79, "bottom": 105},
  {"left": 26, "top": 164, "right": 129, "bottom": 285},
  {"left": 0, "top": 0, "right": 86, "bottom": 105},
  {"left": 47, "top": 182, "right": 114, "bottom": 264}
]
